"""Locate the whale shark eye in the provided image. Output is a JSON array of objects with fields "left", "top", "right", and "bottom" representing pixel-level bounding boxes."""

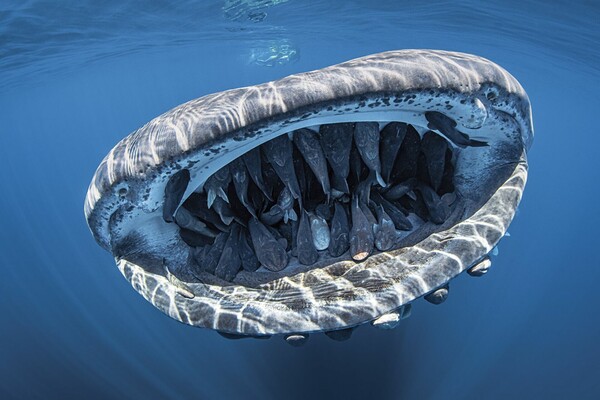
[
  {"left": 486, "top": 88, "right": 499, "bottom": 101},
  {"left": 85, "top": 50, "right": 532, "bottom": 345}
]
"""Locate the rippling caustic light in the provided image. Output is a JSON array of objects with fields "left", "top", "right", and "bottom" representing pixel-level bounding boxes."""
[{"left": 85, "top": 50, "right": 533, "bottom": 345}]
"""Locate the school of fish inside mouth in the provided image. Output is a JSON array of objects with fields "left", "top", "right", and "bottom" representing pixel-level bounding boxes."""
[{"left": 163, "top": 121, "right": 460, "bottom": 283}]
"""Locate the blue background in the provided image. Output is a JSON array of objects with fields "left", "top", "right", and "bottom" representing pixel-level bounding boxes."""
[{"left": 1, "top": 1, "right": 599, "bottom": 399}]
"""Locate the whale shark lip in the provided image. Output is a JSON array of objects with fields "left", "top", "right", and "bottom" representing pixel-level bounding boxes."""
[{"left": 85, "top": 50, "right": 532, "bottom": 339}]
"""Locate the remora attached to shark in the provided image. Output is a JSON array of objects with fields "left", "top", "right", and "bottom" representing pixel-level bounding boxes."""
[{"left": 85, "top": 50, "right": 533, "bottom": 344}]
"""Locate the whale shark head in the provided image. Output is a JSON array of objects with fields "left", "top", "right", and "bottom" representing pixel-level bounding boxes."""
[{"left": 84, "top": 50, "right": 532, "bottom": 342}]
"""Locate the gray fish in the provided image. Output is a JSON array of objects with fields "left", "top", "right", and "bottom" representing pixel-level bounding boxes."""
[
  {"left": 391, "top": 124, "right": 421, "bottom": 182},
  {"left": 242, "top": 147, "right": 272, "bottom": 200},
  {"left": 425, "top": 111, "right": 487, "bottom": 148},
  {"left": 211, "top": 196, "right": 236, "bottom": 225},
  {"left": 260, "top": 186, "right": 297, "bottom": 225},
  {"left": 417, "top": 183, "right": 448, "bottom": 224},
  {"left": 262, "top": 135, "right": 302, "bottom": 200},
  {"left": 383, "top": 178, "right": 417, "bottom": 201},
  {"left": 315, "top": 203, "right": 333, "bottom": 221},
  {"left": 292, "top": 145, "right": 308, "bottom": 197},
  {"left": 349, "top": 195, "right": 374, "bottom": 261},
  {"left": 424, "top": 285, "right": 449, "bottom": 304},
  {"left": 218, "top": 332, "right": 271, "bottom": 340},
  {"left": 371, "top": 191, "right": 413, "bottom": 231},
  {"left": 329, "top": 174, "right": 349, "bottom": 197},
  {"left": 285, "top": 333, "right": 309, "bottom": 347},
  {"left": 349, "top": 144, "right": 365, "bottom": 185},
  {"left": 204, "top": 165, "right": 231, "bottom": 208},
  {"left": 441, "top": 191, "right": 457, "bottom": 207},
  {"left": 297, "top": 209, "right": 319, "bottom": 265},
  {"left": 238, "top": 229, "right": 260, "bottom": 272},
  {"left": 319, "top": 123, "right": 353, "bottom": 194},
  {"left": 373, "top": 204, "right": 397, "bottom": 251},
  {"left": 277, "top": 223, "right": 293, "bottom": 251},
  {"left": 179, "top": 228, "right": 213, "bottom": 247},
  {"left": 360, "top": 201, "right": 377, "bottom": 230},
  {"left": 249, "top": 183, "right": 271, "bottom": 218},
  {"left": 421, "top": 131, "right": 448, "bottom": 192},
  {"left": 439, "top": 148, "right": 455, "bottom": 195},
  {"left": 230, "top": 157, "right": 256, "bottom": 218},
  {"left": 324, "top": 327, "right": 354, "bottom": 341},
  {"left": 174, "top": 207, "right": 218, "bottom": 238},
  {"left": 328, "top": 202, "right": 350, "bottom": 257},
  {"left": 293, "top": 128, "right": 331, "bottom": 200},
  {"left": 290, "top": 218, "right": 299, "bottom": 257},
  {"left": 355, "top": 173, "right": 375, "bottom": 206},
  {"left": 416, "top": 152, "right": 430, "bottom": 185},
  {"left": 380, "top": 122, "right": 407, "bottom": 184},
  {"left": 410, "top": 191, "right": 430, "bottom": 222},
  {"left": 354, "top": 122, "right": 385, "bottom": 186},
  {"left": 277, "top": 186, "right": 297, "bottom": 224},
  {"left": 183, "top": 193, "right": 229, "bottom": 232},
  {"left": 215, "top": 224, "right": 242, "bottom": 281},
  {"left": 163, "top": 168, "right": 190, "bottom": 223},
  {"left": 248, "top": 218, "right": 288, "bottom": 271},
  {"left": 309, "top": 212, "right": 330, "bottom": 251},
  {"left": 260, "top": 204, "right": 284, "bottom": 226},
  {"left": 261, "top": 159, "right": 282, "bottom": 196},
  {"left": 192, "top": 245, "right": 210, "bottom": 270},
  {"left": 302, "top": 160, "right": 327, "bottom": 209},
  {"left": 265, "top": 224, "right": 288, "bottom": 251},
  {"left": 204, "top": 231, "right": 230, "bottom": 274}
]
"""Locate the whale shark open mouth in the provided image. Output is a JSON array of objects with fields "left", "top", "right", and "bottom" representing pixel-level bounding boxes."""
[{"left": 85, "top": 50, "right": 533, "bottom": 344}]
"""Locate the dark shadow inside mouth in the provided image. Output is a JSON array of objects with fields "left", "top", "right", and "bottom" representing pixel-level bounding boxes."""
[{"left": 161, "top": 120, "right": 464, "bottom": 286}]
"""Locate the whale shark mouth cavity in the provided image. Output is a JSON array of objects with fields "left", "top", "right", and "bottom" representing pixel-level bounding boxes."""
[{"left": 85, "top": 50, "right": 533, "bottom": 344}]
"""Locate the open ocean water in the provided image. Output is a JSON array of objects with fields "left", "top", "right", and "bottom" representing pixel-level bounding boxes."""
[{"left": 1, "top": 1, "right": 599, "bottom": 399}]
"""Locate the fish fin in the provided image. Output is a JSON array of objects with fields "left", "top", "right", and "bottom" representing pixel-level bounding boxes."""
[
  {"left": 207, "top": 189, "right": 216, "bottom": 209},
  {"left": 217, "top": 187, "right": 229, "bottom": 203},
  {"left": 288, "top": 209, "right": 297, "bottom": 222},
  {"left": 375, "top": 170, "right": 386, "bottom": 187}
]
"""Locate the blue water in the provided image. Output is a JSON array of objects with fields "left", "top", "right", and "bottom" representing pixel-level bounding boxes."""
[{"left": 1, "top": 1, "right": 599, "bottom": 399}]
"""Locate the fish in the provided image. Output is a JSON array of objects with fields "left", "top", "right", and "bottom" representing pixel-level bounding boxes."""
[
  {"left": 391, "top": 124, "right": 421, "bottom": 182},
  {"left": 371, "top": 191, "right": 413, "bottom": 231},
  {"left": 238, "top": 228, "right": 260, "bottom": 272},
  {"left": 163, "top": 169, "right": 190, "bottom": 223},
  {"left": 383, "top": 178, "right": 417, "bottom": 201},
  {"left": 215, "top": 224, "right": 242, "bottom": 281},
  {"left": 230, "top": 157, "right": 256, "bottom": 218},
  {"left": 380, "top": 122, "right": 407, "bottom": 184},
  {"left": 354, "top": 122, "right": 385, "bottom": 186},
  {"left": 297, "top": 209, "right": 319, "bottom": 265},
  {"left": 349, "top": 195, "right": 374, "bottom": 261},
  {"left": 373, "top": 204, "right": 397, "bottom": 251},
  {"left": 262, "top": 134, "right": 302, "bottom": 200},
  {"left": 293, "top": 128, "right": 331, "bottom": 200},
  {"left": 328, "top": 202, "right": 350, "bottom": 257},
  {"left": 248, "top": 218, "right": 288, "bottom": 271},
  {"left": 425, "top": 111, "right": 488, "bottom": 148},
  {"left": 204, "top": 165, "right": 231, "bottom": 208},
  {"left": 420, "top": 130, "right": 448, "bottom": 191},
  {"left": 174, "top": 207, "right": 219, "bottom": 238},
  {"left": 319, "top": 123, "right": 354, "bottom": 194},
  {"left": 242, "top": 147, "right": 273, "bottom": 200},
  {"left": 417, "top": 183, "right": 448, "bottom": 224},
  {"left": 204, "top": 231, "right": 230, "bottom": 274},
  {"left": 309, "top": 212, "right": 330, "bottom": 251}
]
